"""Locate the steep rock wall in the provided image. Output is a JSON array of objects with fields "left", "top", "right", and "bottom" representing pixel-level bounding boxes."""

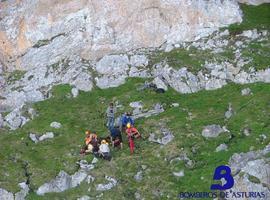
[{"left": 0, "top": 0, "right": 242, "bottom": 71}]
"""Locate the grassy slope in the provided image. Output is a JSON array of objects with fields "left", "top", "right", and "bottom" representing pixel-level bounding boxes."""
[
  {"left": 0, "top": 3, "right": 269, "bottom": 200},
  {"left": 0, "top": 78, "right": 269, "bottom": 199}
]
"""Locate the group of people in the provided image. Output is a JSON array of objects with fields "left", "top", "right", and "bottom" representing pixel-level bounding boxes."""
[{"left": 80, "top": 102, "right": 141, "bottom": 161}]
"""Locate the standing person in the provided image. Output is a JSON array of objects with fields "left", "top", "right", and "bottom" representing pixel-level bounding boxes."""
[
  {"left": 126, "top": 123, "right": 141, "bottom": 139},
  {"left": 121, "top": 112, "right": 135, "bottom": 133},
  {"left": 127, "top": 127, "right": 135, "bottom": 154},
  {"left": 106, "top": 102, "right": 116, "bottom": 130}
]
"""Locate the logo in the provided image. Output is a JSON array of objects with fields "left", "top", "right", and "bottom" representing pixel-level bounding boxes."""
[
  {"left": 178, "top": 165, "right": 266, "bottom": 199},
  {"left": 210, "top": 165, "right": 234, "bottom": 190}
]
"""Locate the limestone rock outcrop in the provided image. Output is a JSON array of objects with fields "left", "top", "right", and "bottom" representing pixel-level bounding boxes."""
[{"left": 0, "top": 0, "right": 242, "bottom": 71}]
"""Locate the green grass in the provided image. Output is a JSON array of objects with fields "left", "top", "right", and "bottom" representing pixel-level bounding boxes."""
[
  {"left": 148, "top": 47, "right": 213, "bottom": 73},
  {"left": 229, "top": 3, "right": 270, "bottom": 34},
  {"left": 0, "top": 78, "right": 269, "bottom": 199}
]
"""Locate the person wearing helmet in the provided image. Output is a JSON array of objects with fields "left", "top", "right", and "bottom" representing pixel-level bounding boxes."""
[
  {"left": 126, "top": 123, "right": 141, "bottom": 139},
  {"left": 99, "top": 140, "right": 111, "bottom": 161}
]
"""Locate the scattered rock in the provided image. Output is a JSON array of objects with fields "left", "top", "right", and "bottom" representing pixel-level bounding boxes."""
[
  {"left": 72, "top": 72, "right": 93, "bottom": 92},
  {"left": 0, "top": 188, "right": 13, "bottom": 200},
  {"left": 15, "top": 182, "right": 29, "bottom": 200},
  {"left": 240, "top": 29, "right": 260, "bottom": 40},
  {"left": 0, "top": 113, "right": 3, "bottom": 128},
  {"left": 149, "top": 127, "right": 174, "bottom": 145},
  {"left": 130, "top": 55, "right": 148, "bottom": 67},
  {"left": 133, "top": 104, "right": 164, "bottom": 119},
  {"left": 29, "top": 133, "right": 39, "bottom": 143},
  {"left": 141, "top": 165, "right": 147, "bottom": 170},
  {"left": 241, "top": 88, "right": 252, "bottom": 96},
  {"left": 243, "top": 128, "right": 251, "bottom": 136},
  {"left": 39, "top": 132, "right": 54, "bottom": 142},
  {"left": 50, "top": 121, "right": 62, "bottom": 129},
  {"left": 71, "top": 87, "right": 79, "bottom": 98},
  {"left": 134, "top": 171, "right": 143, "bottom": 182},
  {"left": 71, "top": 170, "right": 88, "bottom": 187},
  {"left": 77, "top": 160, "right": 95, "bottom": 172},
  {"left": 36, "top": 170, "right": 87, "bottom": 195},
  {"left": 152, "top": 76, "right": 168, "bottom": 91},
  {"left": 173, "top": 170, "right": 184, "bottom": 177},
  {"left": 4, "top": 109, "right": 29, "bottom": 130},
  {"left": 129, "top": 101, "right": 143, "bottom": 109},
  {"left": 171, "top": 103, "right": 179, "bottom": 107},
  {"left": 227, "top": 144, "right": 270, "bottom": 197},
  {"left": 215, "top": 143, "right": 228, "bottom": 152},
  {"left": 225, "top": 103, "right": 233, "bottom": 119},
  {"left": 96, "top": 176, "right": 117, "bottom": 191},
  {"left": 86, "top": 175, "right": 95, "bottom": 184},
  {"left": 202, "top": 125, "right": 228, "bottom": 138},
  {"left": 28, "top": 108, "right": 37, "bottom": 120},
  {"left": 135, "top": 192, "right": 142, "bottom": 200},
  {"left": 77, "top": 195, "right": 91, "bottom": 200},
  {"left": 91, "top": 157, "right": 98, "bottom": 164}
]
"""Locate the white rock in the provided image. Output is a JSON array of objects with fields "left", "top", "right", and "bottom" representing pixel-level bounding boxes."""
[
  {"left": 171, "top": 103, "right": 179, "bottom": 107},
  {"left": 215, "top": 143, "right": 228, "bottom": 152},
  {"left": 91, "top": 157, "right": 98, "bottom": 164},
  {"left": 29, "top": 133, "right": 39, "bottom": 143},
  {"left": 130, "top": 55, "right": 148, "bottom": 67},
  {"left": 77, "top": 195, "right": 91, "bottom": 200},
  {"left": 173, "top": 170, "right": 184, "bottom": 177},
  {"left": 0, "top": 188, "right": 13, "bottom": 200},
  {"left": 152, "top": 76, "right": 168, "bottom": 91},
  {"left": 241, "top": 88, "right": 252, "bottom": 96},
  {"left": 39, "top": 132, "right": 54, "bottom": 142},
  {"left": 95, "top": 55, "right": 129, "bottom": 75},
  {"left": 77, "top": 160, "right": 95, "bottom": 171},
  {"left": 129, "top": 101, "right": 143, "bottom": 109},
  {"left": 96, "top": 176, "right": 117, "bottom": 191},
  {"left": 0, "top": 113, "right": 3, "bottom": 128},
  {"left": 134, "top": 171, "right": 143, "bottom": 182},
  {"left": 202, "top": 125, "right": 226, "bottom": 138},
  {"left": 71, "top": 87, "right": 79, "bottom": 98},
  {"left": 71, "top": 170, "right": 88, "bottom": 187},
  {"left": 37, "top": 170, "right": 87, "bottom": 196},
  {"left": 15, "top": 182, "right": 29, "bottom": 200},
  {"left": 50, "top": 121, "right": 62, "bottom": 129},
  {"left": 72, "top": 72, "right": 93, "bottom": 92}
]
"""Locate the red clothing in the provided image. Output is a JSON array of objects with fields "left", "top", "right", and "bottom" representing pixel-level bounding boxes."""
[
  {"left": 128, "top": 136, "right": 135, "bottom": 154},
  {"left": 126, "top": 127, "right": 141, "bottom": 139}
]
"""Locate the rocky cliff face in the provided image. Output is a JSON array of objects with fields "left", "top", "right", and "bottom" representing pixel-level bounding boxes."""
[{"left": 0, "top": 0, "right": 243, "bottom": 71}]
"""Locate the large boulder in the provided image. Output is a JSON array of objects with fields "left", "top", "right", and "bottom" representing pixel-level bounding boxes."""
[
  {"left": 0, "top": 188, "right": 13, "bottom": 200},
  {"left": 36, "top": 170, "right": 87, "bottom": 195},
  {"left": 202, "top": 124, "right": 228, "bottom": 138}
]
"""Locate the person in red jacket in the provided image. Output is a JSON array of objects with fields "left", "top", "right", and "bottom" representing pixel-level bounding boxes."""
[
  {"left": 126, "top": 123, "right": 141, "bottom": 139},
  {"left": 126, "top": 123, "right": 141, "bottom": 154}
]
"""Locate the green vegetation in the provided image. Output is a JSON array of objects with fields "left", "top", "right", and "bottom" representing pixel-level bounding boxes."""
[
  {"left": 0, "top": 78, "right": 269, "bottom": 199},
  {"left": 228, "top": 3, "right": 270, "bottom": 34},
  {"left": 148, "top": 47, "right": 212, "bottom": 73},
  {"left": 248, "top": 174, "right": 261, "bottom": 184},
  {"left": 241, "top": 37, "right": 270, "bottom": 71},
  {"left": 4, "top": 70, "right": 26, "bottom": 84}
]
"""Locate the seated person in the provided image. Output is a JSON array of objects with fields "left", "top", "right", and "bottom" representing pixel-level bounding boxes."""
[
  {"left": 98, "top": 140, "right": 112, "bottom": 161},
  {"left": 125, "top": 123, "right": 141, "bottom": 139},
  {"left": 109, "top": 126, "right": 123, "bottom": 149}
]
